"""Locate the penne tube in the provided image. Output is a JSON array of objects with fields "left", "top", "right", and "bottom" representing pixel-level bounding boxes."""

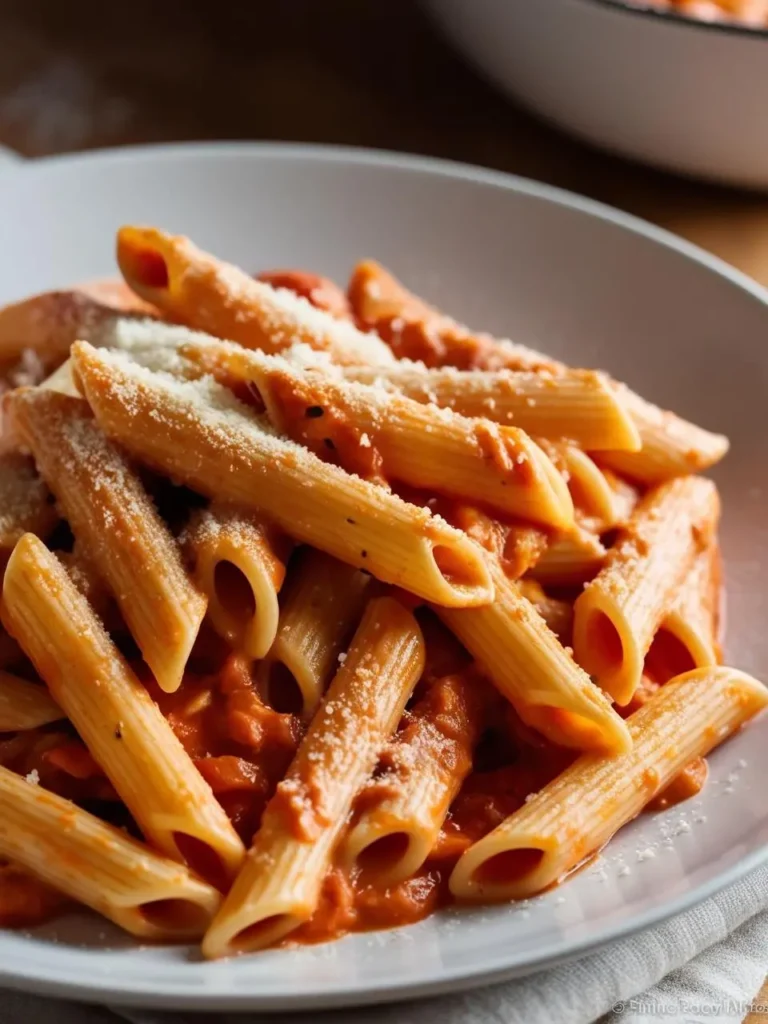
[
  {"left": 438, "top": 561, "right": 631, "bottom": 753},
  {"left": 7, "top": 388, "right": 207, "bottom": 693},
  {"left": 0, "top": 282, "right": 157, "bottom": 371},
  {"left": 528, "top": 521, "right": 606, "bottom": 587},
  {"left": 347, "top": 258, "right": 553, "bottom": 371},
  {"left": 116, "top": 226, "right": 394, "bottom": 366},
  {"left": 601, "top": 468, "right": 641, "bottom": 530},
  {"left": 0, "top": 453, "right": 58, "bottom": 556},
  {"left": 447, "top": 504, "right": 548, "bottom": 581},
  {"left": 183, "top": 342, "right": 574, "bottom": 527},
  {"left": 57, "top": 544, "right": 114, "bottom": 625},
  {"left": 348, "top": 261, "right": 728, "bottom": 481},
  {"left": 183, "top": 506, "right": 290, "bottom": 659},
  {"left": 573, "top": 476, "right": 720, "bottom": 705},
  {"left": 1, "top": 534, "right": 246, "bottom": 885},
  {"left": 257, "top": 548, "right": 371, "bottom": 718},
  {"left": 598, "top": 387, "right": 730, "bottom": 485},
  {"left": 0, "top": 672, "right": 63, "bottom": 731},
  {"left": 0, "top": 765, "right": 221, "bottom": 940},
  {"left": 39, "top": 316, "right": 206, "bottom": 397},
  {"left": 540, "top": 442, "right": 615, "bottom": 525},
  {"left": 517, "top": 580, "right": 574, "bottom": 646},
  {"left": 646, "top": 544, "right": 720, "bottom": 682},
  {"left": 343, "top": 670, "right": 487, "bottom": 886},
  {"left": 202, "top": 596, "right": 425, "bottom": 957},
  {"left": 340, "top": 363, "right": 640, "bottom": 451},
  {"left": 71, "top": 344, "right": 493, "bottom": 608},
  {"left": 449, "top": 666, "right": 768, "bottom": 901}
]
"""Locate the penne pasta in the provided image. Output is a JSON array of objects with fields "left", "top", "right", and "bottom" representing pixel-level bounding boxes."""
[
  {"left": 598, "top": 387, "right": 730, "bottom": 485},
  {"left": 540, "top": 442, "right": 616, "bottom": 525},
  {"left": 0, "top": 765, "right": 221, "bottom": 940},
  {"left": 183, "top": 506, "right": 290, "bottom": 660},
  {"left": 438, "top": 561, "right": 631, "bottom": 753},
  {"left": 71, "top": 343, "right": 494, "bottom": 608},
  {"left": 347, "top": 258, "right": 554, "bottom": 371},
  {"left": 446, "top": 503, "right": 548, "bottom": 581},
  {"left": 183, "top": 341, "right": 574, "bottom": 527},
  {"left": 0, "top": 453, "right": 58, "bottom": 557},
  {"left": 573, "top": 476, "right": 720, "bottom": 705},
  {"left": 0, "top": 672, "right": 63, "bottom": 731},
  {"left": 340, "top": 362, "right": 640, "bottom": 451},
  {"left": 38, "top": 316, "right": 206, "bottom": 397},
  {"left": 7, "top": 388, "right": 207, "bottom": 693},
  {"left": 601, "top": 468, "right": 641, "bottom": 530},
  {"left": 202, "top": 596, "right": 425, "bottom": 957},
  {"left": 1, "top": 534, "right": 246, "bottom": 885},
  {"left": 117, "top": 226, "right": 394, "bottom": 366},
  {"left": 0, "top": 282, "right": 157, "bottom": 371},
  {"left": 516, "top": 580, "right": 574, "bottom": 646},
  {"left": 57, "top": 542, "right": 115, "bottom": 626},
  {"left": 646, "top": 544, "right": 720, "bottom": 682},
  {"left": 527, "top": 520, "right": 606, "bottom": 587},
  {"left": 348, "top": 260, "right": 728, "bottom": 481},
  {"left": 257, "top": 548, "right": 371, "bottom": 718},
  {"left": 449, "top": 666, "right": 768, "bottom": 901},
  {"left": 343, "top": 669, "right": 487, "bottom": 886},
  {"left": 0, "top": 231, "right": 753, "bottom": 955}
]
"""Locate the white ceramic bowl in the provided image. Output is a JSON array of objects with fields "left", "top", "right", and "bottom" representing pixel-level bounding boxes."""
[
  {"left": 0, "top": 144, "right": 767, "bottom": 1011},
  {"left": 424, "top": 0, "right": 768, "bottom": 190}
]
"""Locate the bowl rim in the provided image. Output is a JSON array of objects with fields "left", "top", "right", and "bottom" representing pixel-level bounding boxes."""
[
  {"left": 5, "top": 139, "right": 768, "bottom": 304},
  {"left": 580, "top": 0, "right": 768, "bottom": 39}
]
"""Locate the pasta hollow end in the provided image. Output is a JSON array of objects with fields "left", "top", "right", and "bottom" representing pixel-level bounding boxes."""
[{"left": 203, "top": 906, "right": 302, "bottom": 958}]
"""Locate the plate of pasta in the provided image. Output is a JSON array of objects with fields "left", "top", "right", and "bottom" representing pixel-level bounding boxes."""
[{"left": 0, "top": 143, "right": 766, "bottom": 1010}]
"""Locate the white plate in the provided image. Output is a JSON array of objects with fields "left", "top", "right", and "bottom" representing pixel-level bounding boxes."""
[{"left": 0, "top": 143, "right": 767, "bottom": 1011}]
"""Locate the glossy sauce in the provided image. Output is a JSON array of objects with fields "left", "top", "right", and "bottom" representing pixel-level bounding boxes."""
[
  {"left": 0, "top": 657, "right": 573, "bottom": 935},
  {"left": 0, "top": 271, "right": 718, "bottom": 941},
  {"left": 264, "top": 371, "right": 385, "bottom": 483}
]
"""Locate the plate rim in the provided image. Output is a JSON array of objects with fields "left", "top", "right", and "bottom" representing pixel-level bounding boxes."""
[
  {"left": 1, "top": 843, "right": 767, "bottom": 1011},
  {"left": 1, "top": 140, "right": 768, "bottom": 1011}
]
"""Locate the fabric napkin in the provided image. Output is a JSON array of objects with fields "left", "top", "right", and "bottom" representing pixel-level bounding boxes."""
[{"left": 2, "top": 861, "right": 767, "bottom": 1024}]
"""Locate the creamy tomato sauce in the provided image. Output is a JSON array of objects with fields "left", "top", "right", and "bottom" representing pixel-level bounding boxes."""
[
  {"left": 256, "top": 270, "right": 351, "bottom": 320},
  {"left": 261, "top": 371, "right": 386, "bottom": 482},
  {"left": 0, "top": 649, "right": 574, "bottom": 935},
  {"left": 0, "top": 269, "right": 717, "bottom": 942}
]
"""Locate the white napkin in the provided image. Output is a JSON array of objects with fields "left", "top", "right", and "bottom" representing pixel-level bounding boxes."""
[{"left": 2, "top": 862, "right": 767, "bottom": 1024}]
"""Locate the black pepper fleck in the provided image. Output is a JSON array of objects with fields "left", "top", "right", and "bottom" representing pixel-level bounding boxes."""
[
  {"left": 324, "top": 437, "right": 336, "bottom": 450},
  {"left": 346, "top": 517, "right": 356, "bottom": 525},
  {"left": 306, "top": 405, "right": 324, "bottom": 418},
  {"left": 114, "top": 726, "right": 123, "bottom": 740},
  {"left": 361, "top": 550, "right": 368, "bottom": 558}
]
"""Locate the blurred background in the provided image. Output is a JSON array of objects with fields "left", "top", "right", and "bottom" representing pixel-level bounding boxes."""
[{"left": 3, "top": 0, "right": 768, "bottom": 284}]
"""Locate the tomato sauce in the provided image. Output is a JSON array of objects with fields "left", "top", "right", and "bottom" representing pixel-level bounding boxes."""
[
  {"left": 0, "top": 863, "right": 69, "bottom": 928},
  {"left": 0, "top": 643, "right": 579, "bottom": 937},
  {"left": 256, "top": 270, "right": 351, "bottom": 320},
  {"left": 621, "top": 675, "right": 709, "bottom": 809},
  {"left": 263, "top": 371, "right": 385, "bottom": 482},
  {"left": 0, "top": 269, "right": 717, "bottom": 941}
]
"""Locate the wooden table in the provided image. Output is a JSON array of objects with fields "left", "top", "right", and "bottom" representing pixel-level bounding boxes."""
[{"left": 0, "top": 0, "right": 766, "bottom": 1017}]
